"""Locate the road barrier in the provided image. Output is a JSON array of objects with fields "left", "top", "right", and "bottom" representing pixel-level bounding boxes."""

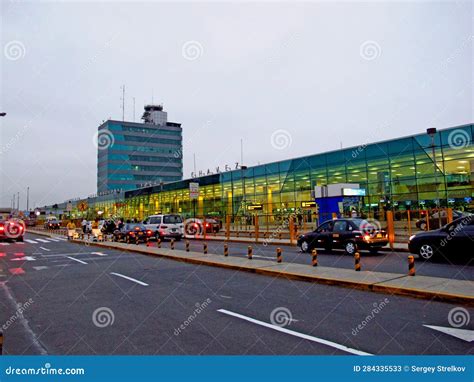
[
  {"left": 354, "top": 252, "right": 361, "bottom": 271},
  {"left": 185, "top": 240, "right": 190, "bottom": 252},
  {"left": 312, "top": 249, "right": 318, "bottom": 267},
  {"left": 276, "top": 248, "right": 282, "bottom": 263},
  {"left": 203, "top": 242, "right": 208, "bottom": 254},
  {"left": 247, "top": 246, "right": 253, "bottom": 260},
  {"left": 408, "top": 255, "right": 416, "bottom": 276},
  {"left": 224, "top": 243, "right": 228, "bottom": 256},
  {"left": 171, "top": 239, "right": 175, "bottom": 250}
]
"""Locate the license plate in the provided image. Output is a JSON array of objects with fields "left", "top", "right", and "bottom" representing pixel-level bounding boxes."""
[
  {"left": 376, "top": 233, "right": 382, "bottom": 238},
  {"left": 138, "top": 232, "right": 143, "bottom": 235}
]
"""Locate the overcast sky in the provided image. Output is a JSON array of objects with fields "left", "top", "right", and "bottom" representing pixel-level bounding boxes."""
[{"left": 1, "top": 1, "right": 472, "bottom": 209}]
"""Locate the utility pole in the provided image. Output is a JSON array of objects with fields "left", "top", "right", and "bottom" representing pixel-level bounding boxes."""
[
  {"left": 121, "top": 85, "right": 125, "bottom": 121},
  {"left": 17, "top": 192, "right": 20, "bottom": 212},
  {"left": 27, "top": 186, "right": 30, "bottom": 211}
]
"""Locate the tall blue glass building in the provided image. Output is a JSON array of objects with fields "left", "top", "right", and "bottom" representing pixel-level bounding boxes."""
[{"left": 97, "top": 105, "right": 183, "bottom": 193}]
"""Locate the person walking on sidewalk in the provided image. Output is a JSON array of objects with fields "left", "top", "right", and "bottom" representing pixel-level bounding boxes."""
[
  {"left": 81, "top": 218, "right": 88, "bottom": 234},
  {"left": 66, "top": 220, "right": 76, "bottom": 240}
]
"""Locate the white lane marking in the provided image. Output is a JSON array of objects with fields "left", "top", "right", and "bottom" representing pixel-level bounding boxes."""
[
  {"left": 35, "top": 238, "right": 51, "bottom": 243},
  {"left": 33, "top": 266, "right": 49, "bottom": 271},
  {"left": 39, "top": 247, "right": 50, "bottom": 252},
  {"left": 16, "top": 242, "right": 25, "bottom": 245},
  {"left": 25, "top": 239, "right": 38, "bottom": 244},
  {"left": 55, "top": 237, "right": 67, "bottom": 241},
  {"left": 423, "top": 325, "right": 474, "bottom": 342},
  {"left": 66, "top": 256, "right": 87, "bottom": 265},
  {"left": 217, "top": 309, "right": 372, "bottom": 356},
  {"left": 0, "top": 243, "right": 9, "bottom": 246},
  {"left": 46, "top": 238, "right": 61, "bottom": 242},
  {"left": 91, "top": 252, "right": 107, "bottom": 256},
  {"left": 11, "top": 256, "right": 36, "bottom": 261},
  {"left": 110, "top": 272, "right": 149, "bottom": 286}
]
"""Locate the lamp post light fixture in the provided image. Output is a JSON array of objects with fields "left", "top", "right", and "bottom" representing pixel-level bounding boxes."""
[{"left": 0, "top": 112, "right": 6, "bottom": 117}]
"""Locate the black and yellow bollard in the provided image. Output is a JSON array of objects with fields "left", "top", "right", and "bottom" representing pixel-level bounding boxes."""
[
  {"left": 171, "top": 238, "right": 175, "bottom": 250},
  {"left": 157, "top": 238, "right": 161, "bottom": 248},
  {"left": 146, "top": 237, "right": 150, "bottom": 247},
  {"left": 247, "top": 246, "right": 253, "bottom": 259},
  {"left": 278, "top": 232, "right": 282, "bottom": 240},
  {"left": 276, "top": 247, "right": 282, "bottom": 263},
  {"left": 311, "top": 248, "right": 318, "bottom": 267},
  {"left": 408, "top": 255, "right": 415, "bottom": 276},
  {"left": 185, "top": 240, "right": 190, "bottom": 252},
  {"left": 203, "top": 242, "right": 208, "bottom": 254},
  {"left": 224, "top": 243, "right": 228, "bottom": 256},
  {"left": 354, "top": 252, "right": 361, "bottom": 271},
  {"left": 126, "top": 236, "right": 130, "bottom": 244},
  {"left": 135, "top": 236, "right": 139, "bottom": 245}
]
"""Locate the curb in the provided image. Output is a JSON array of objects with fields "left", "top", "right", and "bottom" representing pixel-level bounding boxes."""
[{"left": 28, "top": 230, "right": 472, "bottom": 305}]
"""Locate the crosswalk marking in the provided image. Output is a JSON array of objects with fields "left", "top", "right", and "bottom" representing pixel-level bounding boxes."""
[
  {"left": 46, "top": 238, "right": 61, "bottom": 242},
  {"left": 91, "top": 252, "right": 107, "bottom": 256},
  {"left": 35, "top": 238, "right": 51, "bottom": 243},
  {"left": 25, "top": 239, "right": 38, "bottom": 244},
  {"left": 0, "top": 243, "right": 9, "bottom": 246},
  {"left": 66, "top": 256, "right": 87, "bottom": 265}
]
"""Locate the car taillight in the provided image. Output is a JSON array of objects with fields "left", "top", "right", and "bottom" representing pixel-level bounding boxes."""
[
  {"left": 135, "top": 227, "right": 140, "bottom": 230},
  {"left": 0, "top": 226, "right": 4, "bottom": 232},
  {"left": 129, "top": 231, "right": 135, "bottom": 236},
  {"left": 205, "top": 223, "right": 210, "bottom": 227}
]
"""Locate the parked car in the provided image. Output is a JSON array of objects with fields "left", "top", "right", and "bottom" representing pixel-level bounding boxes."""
[
  {"left": 297, "top": 218, "right": 388, "bottom": 255},
  {"left": 113, "top": 223, "right": 153, "bottom": 243},
  {"left": 0, "top": 218, "right": 25, "bottom": 242},
  {"left": 415, "top": 210, "right": 471, "bottom": 230},
  {"left": 408, "top": 216, "right": 474, "bottom": 261},
  {"left": 44, "top": 219, "right": 61, "bottom": 229},
  {"left": 142, "top": 214, "right": 184, "bottom": 240},
  {"left": 185, "top": 218, "right": 220, "bottom": 234}
]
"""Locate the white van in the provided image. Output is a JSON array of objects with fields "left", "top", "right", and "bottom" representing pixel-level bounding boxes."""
[{"left": 142, "top": 214, "right": 184, "bottom": 240}]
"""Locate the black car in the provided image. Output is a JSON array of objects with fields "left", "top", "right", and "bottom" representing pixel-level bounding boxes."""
[
  {"left": 408, "top": 216, "right": 474, "bottom": 261},
  {"left": 297, "top": 218, "right": 388, "bottom": 255},
  {"left": 113, "top": 223, "right": 153, "bottom": 243},
  {"left": 44, "top": 220, "right": 61, "bottom": 229}
]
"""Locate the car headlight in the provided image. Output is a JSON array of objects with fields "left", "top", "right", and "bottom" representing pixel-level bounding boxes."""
[{"left": 409, "top": 234, "right": 416, "bottom": 242}]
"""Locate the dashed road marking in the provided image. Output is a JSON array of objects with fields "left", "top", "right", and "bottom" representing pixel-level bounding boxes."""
[
  {"left": 91, "top": 252, "right": 107, "bottom": 256},
  {"left": 25, "top": 239, "right": 38, "bottom": 244},
  {"left": 35, "top": 238, "right": 51, "bottom": 243},
  {"left": 39, "top": 247, "right": 50, "bottom": 252},
  {"left": 110, "top": 272, "right": 149, "bottom": 286},
  {"left": 66, "top": 256, "right": 87, "bottom": 265},
  {"left": 217, "top": 309, "right": 372, "bottom": 356}
]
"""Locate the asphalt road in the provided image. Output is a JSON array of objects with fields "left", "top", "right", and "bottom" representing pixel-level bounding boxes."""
[{"left": 0, "top": 233, "right": 473, "bottom": 355}]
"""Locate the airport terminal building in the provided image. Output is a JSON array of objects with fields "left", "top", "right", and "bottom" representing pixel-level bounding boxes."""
[{"left": 46, "top": 124, "right": 473, "bottom": 224}]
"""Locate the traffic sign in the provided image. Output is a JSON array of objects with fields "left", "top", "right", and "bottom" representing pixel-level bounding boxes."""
[
  {"left": 189, "top": 182, "right": 199, "bottom": 200},
  {"left": 78, "top": 201, "right": 88, "bottom": 212}
]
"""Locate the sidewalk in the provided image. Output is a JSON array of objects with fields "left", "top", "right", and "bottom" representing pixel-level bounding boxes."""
[{"left": 31, "top": 229, "right": 473, "bottom": 305}]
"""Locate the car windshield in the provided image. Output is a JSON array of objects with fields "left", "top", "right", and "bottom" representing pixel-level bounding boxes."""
[{"left": 163, "top": 215, "right": 182, "bottom": 224}]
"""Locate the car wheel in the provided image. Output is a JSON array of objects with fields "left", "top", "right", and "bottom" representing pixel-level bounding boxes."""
[
  {"left": 17, "top": 236, "right": 24, "bottom": 242},
  {"left": 419, "top": 243, "right": 435, "bottom": 260},
  {"left": 300, "top": 240, "right": 310, "bottom": 253},
  {"left": 344, "top": 241, "right": 357, "bottom": 255}
]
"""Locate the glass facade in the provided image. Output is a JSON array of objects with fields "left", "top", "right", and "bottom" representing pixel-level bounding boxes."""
[
  {"left": 97, "top": 120, "right": 183, "bottom": 192},
  {"left": 58, "top": 125, "right": 473, "bottom": 223}
]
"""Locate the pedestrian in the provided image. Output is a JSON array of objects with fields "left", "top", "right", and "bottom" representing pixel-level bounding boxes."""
[
  {"left": 66, "top": 220, "right": 76, "bottom": 240},
  {"left": 81, "top": 218, "right": 88, "bottom": 234},
  {"left": 351, "top": 208, "right": 358, "bottom": 218}
]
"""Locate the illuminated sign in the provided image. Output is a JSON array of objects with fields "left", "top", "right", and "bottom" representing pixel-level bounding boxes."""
[
  {"left": 301, "top": 201, "right": 316, "bottom": 208},
  {"left": 247, "top": 204, "right": 263, "bottom": 211},
  {"left": 342, "top": 188, "right": 366, "bottom": 196}
]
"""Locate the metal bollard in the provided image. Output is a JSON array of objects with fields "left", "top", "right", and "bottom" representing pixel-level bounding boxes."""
[
  {"left": 203, "top": 242, "right": 208, "bottom": 254},
  {"left": 224, "top": 243, "right": 228, "bottom": 256},
  {"left": 247, "top": 246, "right": 253, "bottom": 259},
  {"left": 171, "top": 238, "right": 175, "bottom": 250},
  {"left": 278, "top": 232, "right": 282, "bottom": 240},
  {"left": 146, "top": 237, "right": 150, "bottom": 247},
  {"left": 311, "top": 248, "right": 318, "bottom": 267},
  {"left": 276, "top": 247, "right": 282, "bottom": 263},
  {"left": 185, "top": 240, "right": 190, "bottom": 252},
  {"left": 408, "top": 255, "right": 415, "bottom": 276},
  {"left": 135, "top": 236, "right": 139, "bottom": 245},
  {"left": 354, "top": 252, "right": 361, "bottom": 271},
  {"left": 126, "top": 236, "right": 130, "bottom": 244},
  {"left": 157, "top": 238, "right": 161, "bottom": 248}
]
